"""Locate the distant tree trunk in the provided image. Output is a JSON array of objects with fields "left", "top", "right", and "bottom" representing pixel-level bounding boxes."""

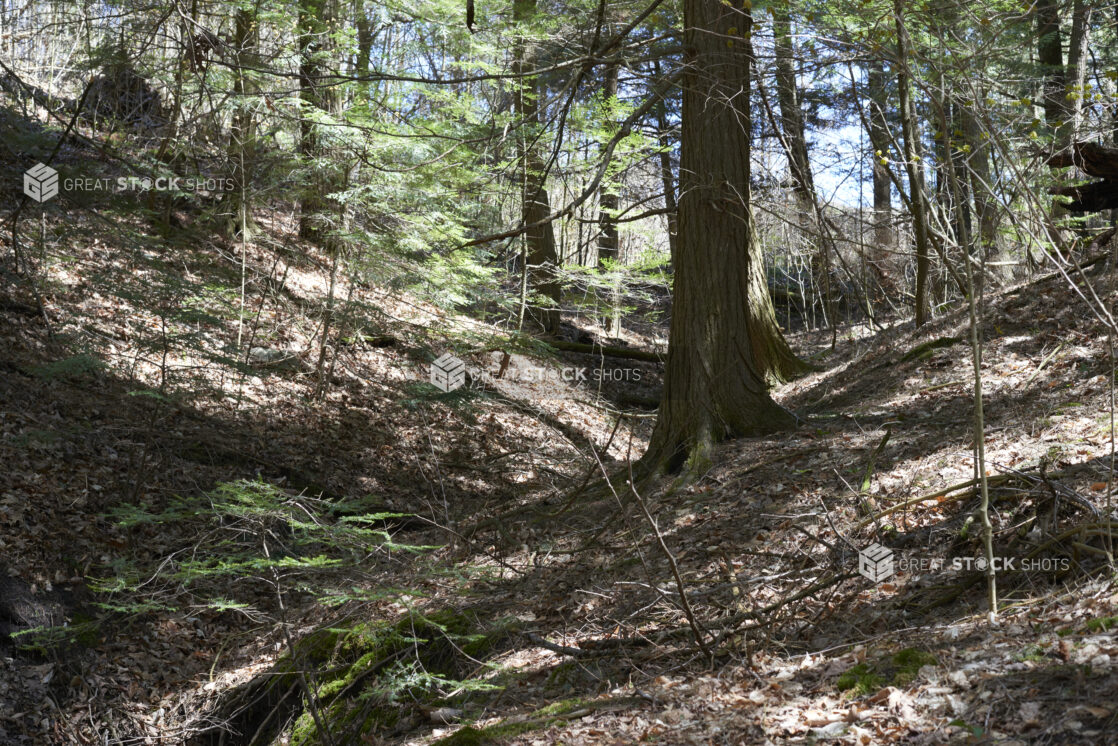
[
  {"left": 1035, "top": 0, "right": 1066, "bottom": 140},
  {"left": 949, "top": 100, "right": 974, "bottom": 249},
  {"left": 298, "top": 0, "right": 342, "bottom": 249},
  {"left": 355, "top": 6, "right": 373, "bottom": 105},
  {"left": 930, "top": 95, "right": 954, "bottom": 243},
  {"left": 771, "top": 5, "right": 814, "bottom": 214},
  {"left": 894, "top": 0, "right": 931, "bottom": 326},
  {"left": 653, "top": 59, "right": 678, "bottom": 265},
  {"left": 770, "top": 3, "right": 837, "bottom": 341},
  {"left": 747, "top": 217, "right": 812, "bottom": 384},
  {"left": 1065, "top": 0, "right": 1092, "bottom": 145},
  {"left": 1033, "top": 0, "right": 1081, "bottom": 251},
  {"left": 961, "top": 105, "right": 1002, "bottom": 281},
  {"left": 598, "top": 60, "right": 621, "bottom": 334},
  {"left": 513, "top": 0, "right": 561, "bottom": 335},
  {"left": 225, "top": 6, "right": 258, "bottom": 238},
  {"left": 640, "top": 0, "right": 797, "bottom": 478},
  {"left": 656, "top": 119, "right": 678, "bottom": 264},
  {"left": 866, "top": 59, "right": 894, "bottom": 266}
]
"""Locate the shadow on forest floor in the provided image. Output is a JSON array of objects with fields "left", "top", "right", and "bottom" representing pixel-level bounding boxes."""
[{"left": 2, "top": 104, "right": 1117, "bottom": 742}]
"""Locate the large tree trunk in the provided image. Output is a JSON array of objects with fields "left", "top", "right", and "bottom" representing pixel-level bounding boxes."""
[
  {"left": 513, "top": 0, "right": 561, "bottom": 335},
  {"left": 894, "top": 0, "right": 932, "bottom": 327},
  {"left": 640, "top": 0, "right": 796, "bottom": 478}
]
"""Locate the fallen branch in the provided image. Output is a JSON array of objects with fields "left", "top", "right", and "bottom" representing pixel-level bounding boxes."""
[
  {"left": 525, "top": 632, "right": 587, "bottom": 658},
  {"left": 626, "top": 475, "right": 712, "bottom": 658},
  {"left": 856, "top": 463, "right": 1100, "bottom": 531},
  {"left": 546, "top": 339, "right": 663, "bottom": 362}
]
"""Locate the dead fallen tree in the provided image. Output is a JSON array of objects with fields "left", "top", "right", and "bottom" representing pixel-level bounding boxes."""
[
  {"left": 1047, "top": 142, "right": 1118, "bottom": 213},
  {"left": 0, "top": 58, "right": 165, "bottom": 129}
]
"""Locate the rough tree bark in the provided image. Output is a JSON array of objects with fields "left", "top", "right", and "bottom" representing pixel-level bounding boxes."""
[
  {"left": 639, "top": 0, "right": 797, "bottom": 478},
  {"left": 355, "top": 7, "right": 373, "bottom": 104}
]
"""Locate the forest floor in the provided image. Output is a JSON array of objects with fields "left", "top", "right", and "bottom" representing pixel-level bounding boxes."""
[{"left": 2, "top": 134, "right": 1118, "bottom": 745}]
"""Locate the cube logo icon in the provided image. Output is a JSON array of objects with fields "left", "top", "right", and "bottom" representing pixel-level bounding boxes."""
[
  {"left": 23, "top": 162, "right": 59, "bottom": 203},
  {"left": 430, "top": 353, "right": 465, "bottom": 393},
  {"left": 858, "top": 543, "right": 894, "bottom": 583}
]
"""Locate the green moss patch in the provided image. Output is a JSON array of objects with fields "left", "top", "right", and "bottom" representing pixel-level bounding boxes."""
[
  {"left": 1085, "top": 615, "right": 1118, "bottom": 633},
  {"left": 836, "top": 649, "right": 938, "bottom": 696},
  {"left": 200, "top": 608, "right": 507, "bottom": 746},
  {"left": 287, "top": 609, "right": 507, "bottom": 745},
  {"left": 836, "top": 664, "right": 887, "bottom": 696},
  {"left": 891, "top": 648, "right": 939, "bottom": 686}
]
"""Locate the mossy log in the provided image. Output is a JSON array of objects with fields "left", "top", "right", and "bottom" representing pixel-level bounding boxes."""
[{"left": 190, "top": 610, "right": 504, "bottom": 746}]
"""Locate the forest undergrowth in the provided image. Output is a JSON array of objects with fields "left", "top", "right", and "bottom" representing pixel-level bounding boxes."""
[{"left": 2, "top": 143, "right": 1118, "bottom": 745}]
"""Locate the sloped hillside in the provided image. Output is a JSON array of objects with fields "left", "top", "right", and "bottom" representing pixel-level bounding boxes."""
[{"left": 2, "top": 125, "right": 1118, "bottom": 745}]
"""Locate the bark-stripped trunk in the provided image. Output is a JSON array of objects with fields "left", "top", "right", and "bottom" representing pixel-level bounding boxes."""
[{"left": 641, "top": 0, "right": 796, "bottom": 478}]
